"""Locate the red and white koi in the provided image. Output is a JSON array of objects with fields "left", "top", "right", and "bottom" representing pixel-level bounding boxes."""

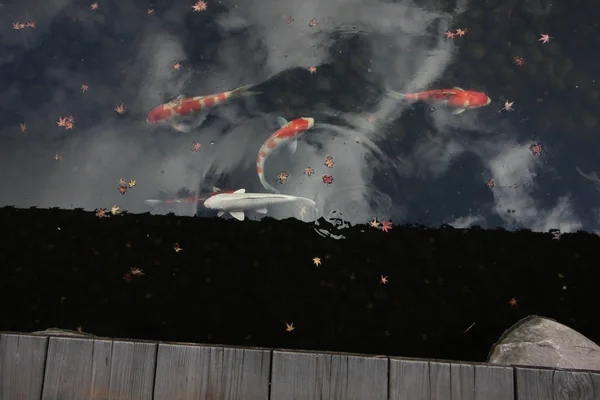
[
  {"left": 256, "top": 116, "right": 315, "bottom": 193},
  {"left": 146, "top": 84, "right": 260, "bottom": 132},
  {"left": 388, "top": 87, "right": 491, "bottom": 114}
]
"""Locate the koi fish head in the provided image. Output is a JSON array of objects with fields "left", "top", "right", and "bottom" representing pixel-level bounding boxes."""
[
  {"left": 301, "top": 117, "right": 315, "bottom": 129},
  {"left": 465, "top": 91, "right": 492, "bottom": 108},
  {"left": 284, "top": 117, "right": 314, "bottom": 132}
]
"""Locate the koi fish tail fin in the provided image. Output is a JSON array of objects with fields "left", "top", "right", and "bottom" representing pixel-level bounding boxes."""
[
  {"left": 144, "top": 199, "right": 163, "bottom": 206},
  {"left": 304, "top": 198, "right": 319, "bottom": 220},
  {"left": 303, "top": 198, "right": 318, "bottom": 211},
  {"left": 387, "top": 90, "right": 416, "bottom": 101},
  {"left": 258, "top": 174, "right": 281, "bottom": 194},
  {"left": 576, "top": 166, "right": 600, "bottom": 183},
  {"left": 232, "top": 84, "right": 262, "bottom": 97},
  {"left": 386, "top": 90, "right": 406, "bottom": 100}
]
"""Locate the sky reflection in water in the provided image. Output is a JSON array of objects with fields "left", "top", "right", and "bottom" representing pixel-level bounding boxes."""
[{"left": 0, "top": 0, "right": 598, "bottom": 233}]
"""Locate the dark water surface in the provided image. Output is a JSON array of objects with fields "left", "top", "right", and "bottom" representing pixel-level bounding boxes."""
[{"left": 1, "top": 0, "right": 599, "bottom": 230}]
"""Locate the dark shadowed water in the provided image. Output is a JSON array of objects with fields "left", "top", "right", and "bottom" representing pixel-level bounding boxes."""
[{"left": 1, "top": 0, "right": 599, "bottom": 232}]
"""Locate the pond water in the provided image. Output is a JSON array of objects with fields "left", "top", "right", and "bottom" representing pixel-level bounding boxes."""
[{"left": 1, "top": 0, "right": 598, "bottom": 233}]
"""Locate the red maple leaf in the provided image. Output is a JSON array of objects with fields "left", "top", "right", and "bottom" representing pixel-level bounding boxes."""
[
  {"left": 322, "top": 175, "right": 333, "bottom": 184},
  {"left": 381, "top": 220, "right": 392, "bottom": 232}
]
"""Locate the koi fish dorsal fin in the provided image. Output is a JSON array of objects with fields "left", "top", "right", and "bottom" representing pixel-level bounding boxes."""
[
  {"left": 169, "top": 95, "right": 188, "bottom": 105},
  {"left": 276, "top": 116, "right": 289, "bottom": 128},
  {"left": 234, "top": 189, "right": 246, "bottom": 193},
  {"left": 453, "top": 87, "right": 465, "bottom": 91},
  {"left": 212, "top": 186, "right": 221, "bottom": 192}
]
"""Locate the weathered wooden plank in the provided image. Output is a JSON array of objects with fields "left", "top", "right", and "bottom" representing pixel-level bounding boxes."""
[
  {"left": 390, "top": 359, "right": 514, "bottom": 400},
  {"left": 389, "top": 358, "right": 430, "bottom": 400},
  {"left": 153, "top": 343, "right": 270, "bottom": 400},
  {"left": 270, "top": 350, "right": 315, "bottom": 399},
  {"left": 450, "top": 362, "right": 475, "bottom": 400},
  {"left": 0, "top": 333, "right": 48, "bottom": 400},
  {"left": 39, "top": 337, "right": 114, "bottom": 400},
  {"left": 89, "top": 339, "right": 114, "bottom": 399},
  {"left": 515, "top": 366, "right": 600, "bottom": 400},
  {"left": 108, "top": 340, "right": 157, "bottom": 400},
  {"left": 7, "top": 331, "right": 600, "bottom": 400},
  {"left": 429, "top": 361, "right": 452, "bottom": 400},
  {"left": 322, "top": 353, "right": 388, "bottom": 399},
  {"left": 473, "top": 364, "right": 514, "bottom": 400},
  {"left": 270, "top": 350, "right": 388, "bottom": 400},
  {"left": 41, "top": 337, "right": 94, "bottom": 400}
]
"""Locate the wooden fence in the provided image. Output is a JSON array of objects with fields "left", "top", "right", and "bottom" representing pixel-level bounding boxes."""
[{"left": 1, "top": 332, "right": 598, "bottom": 399}]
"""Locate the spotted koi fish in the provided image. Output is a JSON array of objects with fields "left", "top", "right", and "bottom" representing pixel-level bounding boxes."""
[
  {"left": 388, "top": 87, "right": 491, "bottom": 114},
  {"left": 256, "top": 116, "right": 315, "bottom": 193},
  {"left": 146, "top": 84, "right": 260, "bottom": 132}
]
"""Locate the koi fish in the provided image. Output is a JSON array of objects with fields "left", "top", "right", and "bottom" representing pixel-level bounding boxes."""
[
  {"left": 146, "top": 84, "right": 260, "bottom": 132},
  {"left": 203, "top": 188, "right": 316, "bottom": 221},
  {"left": 388, "top": 87, "right": 491, "bottom": 114},
  {"left": 256, "top": 116, "right": 315, "bottom": 193},
  {"left": 576, "top": 167, "right": 600, "bottom": 185}
]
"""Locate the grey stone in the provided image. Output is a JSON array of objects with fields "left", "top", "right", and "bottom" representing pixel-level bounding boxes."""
[{"left": 488, "top": 315, "right": 600, "bottom": 371}]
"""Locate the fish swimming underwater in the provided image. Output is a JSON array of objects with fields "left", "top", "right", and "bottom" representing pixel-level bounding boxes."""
[
  {"left": 576, "top": 167, "right": 600, "bottom": 185},
  {"left": 256, "top": 116, "right": 315, "bottom": 193},
  {"left": 388, "top": 87, "right": 491, "bottom": 114},
  {"left": 203, "top": 188, "right": 317, "bottom": 221},
  {"left": 146, "top": 84, "right": 260, "bottom": 132}
]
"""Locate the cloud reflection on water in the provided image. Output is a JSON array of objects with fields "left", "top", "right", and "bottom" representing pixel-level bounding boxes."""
[{"left": 0, "top": 0, "right": 583, "bottom": 232}]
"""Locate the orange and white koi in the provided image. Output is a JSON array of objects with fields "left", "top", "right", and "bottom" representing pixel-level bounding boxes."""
[
  {"left": 256, "top": 116, "right": 315, "bottom": 193},
  {"left": 146, "top": 84, "right": 260, "bottom": 132},
  {"left": 388, "top": 87, "right": 491, "bottom": 114}
]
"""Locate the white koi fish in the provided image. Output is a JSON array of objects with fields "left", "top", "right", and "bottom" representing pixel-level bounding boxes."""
[{"left": 203, "top": 188, "right": 316, "bottom": 221}]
